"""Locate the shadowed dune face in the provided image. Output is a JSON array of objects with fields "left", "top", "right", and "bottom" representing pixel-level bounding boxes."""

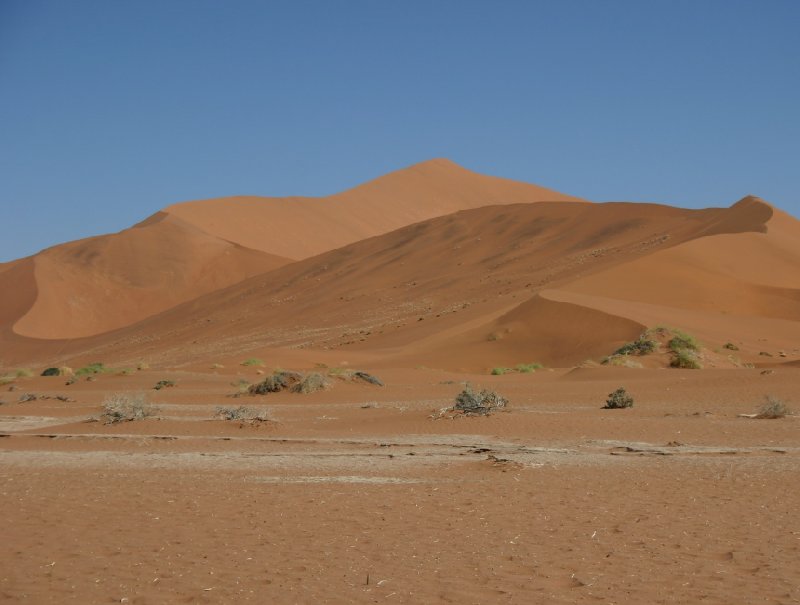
[{"left": 14, "top": 195, "right": 789, "bottom": 372}]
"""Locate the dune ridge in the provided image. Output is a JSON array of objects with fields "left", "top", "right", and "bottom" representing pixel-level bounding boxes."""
[
  {"left": 3, "top": 160, "right": 580, "bottom": 341},
  {"left": 163, "top": 158, "right": 584, "bottom": 260},
  {"left": 4, "top": 194, "right": 793, "bottom": 372}
]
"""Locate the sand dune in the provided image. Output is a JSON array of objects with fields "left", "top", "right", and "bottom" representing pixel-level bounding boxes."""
[
  {"left": 3, "top": 160, "right": 578, "bottom": 342},
  {"left": 5, "top": 213, "right": 289, "bottom": 339},
  {"left": 163, "top": 158, "right": 583, "bottom": 259},
  {"left": 6, "top": 194, "right": 789, "bottom": 372},
  {"left": 2, "top": 159, "right": 798, "bottom": 374},
  {"left": 542, "top": 197, "right": 800, "bottom": 359}
]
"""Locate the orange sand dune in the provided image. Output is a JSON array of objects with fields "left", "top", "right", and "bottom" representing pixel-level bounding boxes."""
[
  {"left": 5, "top": 195, "right": 785, "bottom": 371},
  {"left": 543, "top": 197, "right": 800, "bottom": 358},
  {"left": 3, "top": 159, "right": 578, "bottom": 342},
  {"left": 4, "top": 213, "right": 289, "bottom": 339},
  {"left": 164, "top": 158, "right": 583, "bottom": 260}
]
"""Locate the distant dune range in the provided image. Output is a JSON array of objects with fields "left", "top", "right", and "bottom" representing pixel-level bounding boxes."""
[{"left": 1, "top": 159, "right": 798, "bottom": 371}]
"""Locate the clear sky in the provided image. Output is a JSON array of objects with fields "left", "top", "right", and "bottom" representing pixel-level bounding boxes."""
[{"left": 1, "top": 0, "right": 798, "bottom": 262}]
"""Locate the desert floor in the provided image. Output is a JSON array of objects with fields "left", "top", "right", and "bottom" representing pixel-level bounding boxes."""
[{"left": 1, "top": 366, "right": 798, "bottom": 604}]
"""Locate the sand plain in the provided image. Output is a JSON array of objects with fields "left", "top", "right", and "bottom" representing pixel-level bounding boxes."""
[{"left": 1, "top": 366, "right": 798, "bottom": 604}]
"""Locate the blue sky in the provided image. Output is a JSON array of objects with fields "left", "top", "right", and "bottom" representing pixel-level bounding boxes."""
[{"left": 1, "top": 0, "right": 798, "bottom": 262}]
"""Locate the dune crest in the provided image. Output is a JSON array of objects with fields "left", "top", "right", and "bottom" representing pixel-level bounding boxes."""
[{"left": 163, "top": 158, "right": 583, "bottom": 260}]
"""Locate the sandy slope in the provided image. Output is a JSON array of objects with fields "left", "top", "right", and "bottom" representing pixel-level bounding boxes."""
[
  {"left": 3, "top": 159, "right": 578, "bottom": 342},
  {"left": 164, "top": 158, "right": 583, "bottom": 260},
  {"left": 2, "top": 213, "right": 289, "bottom": 340},
  {"left": 544, "top": 197, "right": 800, "bottom": 359},
  {"left": 5, "top": 195, "right": 794, "bottom": 373}
]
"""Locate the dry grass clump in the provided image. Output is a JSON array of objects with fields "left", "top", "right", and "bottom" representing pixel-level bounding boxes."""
[
  {"left": 215, "top": 405, "right": 269, "bottom": 424},
  {"left": 101, "top": 393, "right": 157, "bottom": 424},
  {"left": 755, "top": 396, "right": 792, "bottom": 419},
  {"left": 291, "top": 372, "right": 331, "bottom": 394},
  {"left": 670, "top": 349, "right": 702, "bottom": 369},
  {"left": 453, "top": 384, "right": 508, "bottom": 416},
  {"left": 241, "top": 358, "right": 264, "bottom": 367},
  {"left": 248, "top": 370, "right": 303, "bottom": 395},
  {"left": 604, "top": 387, "right": 634, "bottom": 409}
]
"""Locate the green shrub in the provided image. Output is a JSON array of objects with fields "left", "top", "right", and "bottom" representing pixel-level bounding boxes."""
[
  {"left": 241, "top": 358, "right": 264, "bottom": 367},
  {"left": 615, "top": 337, "right": 657, "bottom": 356},
  {"left": 515, "top": 363, "right": 543, "bottom": 373},
  {"left": 668, "top": 331, "right": 699, "bottom": 353},
  {"left": 75, "top": 362, "right": 108, "bottom": 376},
  {"left": 491, "top": 367, "right": 511, "bottom": 376},
  {"left": 670, "top": 349, "right": 702, "bottom": 369},
  {"left": 604, "top": 387, "right": 634, "bottom": 409},
  {"left": 15, "top": 368, "right": 33, "bottom": 378}
]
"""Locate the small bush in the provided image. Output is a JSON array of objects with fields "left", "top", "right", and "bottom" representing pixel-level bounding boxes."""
[
  {"left": 615, "top": 337, "right": 657, "bottom": 356},
  {"left": 604, "top": 356, "right": 643, "bottom": 368},
  {"left": 241, "top": 358, "right": 264, "bottom": 367},
  {"left": 18, "top": 393, "right": 38, "bottom": 402},
  {"left": 723, "top": 342, "right": 739, "bottom": 351},
  {"left": 454, "top": 384, "right": 508, "bottom": 416},
  {"left": 670, "top": 349, "right": 702, "bottom": 369},
  {"left": 515, "top": 362, "right": 543, "bottom": 373},
  {"left": 668, "top": 331, "right": 699, "bottom": 353},
  {"left": 41, "top": 367, "right": 60, "bottom": 377},
  {"left": 101, "top": 393, "right": 156, "bottom": 424},
  {"left": 291, "top": 372, "right": 330, "bottom": 394},
  {"left": 215, "top": 405, "right": 269, "bottom": 423},
  {"left": 491, "top": 367, "right": 511, "bottom": 376},
  {"left": 15, "top": 369, "right": 33, "bottom": 378},
  {"left": 352, "top": 371, "right": 384, "bottom": 386},
  {"left": 248, "top": 370, "right": 303, "bottom": 395},
  {"left": 755, "top": 396, "right": 791, "bottom": 419},
  {"left": 76, "top": 362, "right": 108, "bottom": 376},
  {"left": 604, "top": 387, "right": 634, "bottom": 409},
  {"left": 153, "top": 380, "right": 176, "bottom": 390}
]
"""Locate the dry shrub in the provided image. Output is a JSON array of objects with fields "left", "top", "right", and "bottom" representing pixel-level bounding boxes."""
[
  {"left": 755, "top": 396, "right": 791, "bottom": 419},
  {"left": 102, "top": 393, "right": 157, "bottom": 424},
  {"left": 453, "top": 384, "right": 508, "bottom": 416},
  {"left": 291, "top": 372, "right": 331, "bottom": 394},
  {"left": 604, "top": 387, "right": 634, "bottom": 409},
  {"left": 215, "top": 405, "right": 269, "bottom": 424}
]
